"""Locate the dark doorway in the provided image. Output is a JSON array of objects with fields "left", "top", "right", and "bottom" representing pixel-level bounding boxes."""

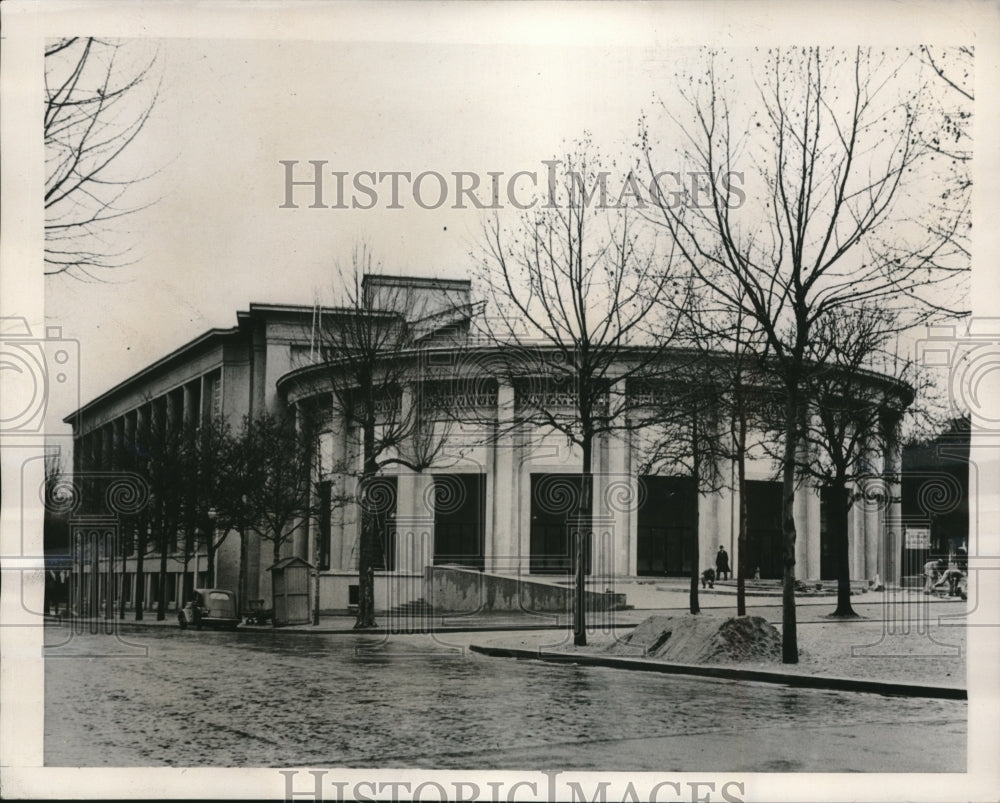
[
  {"left": 819, "top": 486, "right": 836, "bottom": 580},
  {"left": 746, "top": 480, "right": 783, "bottom": 580},
  {"left": 637, "top": 476, "right": 696, "bottom": 576},
  {"left": 368, "top": 476, "right": 397, "bottom": 571},
  {"left": 318, "top": 480, "right": 332, "bottom": 571},
  {"left": 433, "top": 474, "right": 486, "bottom": 570},
  {"left": 530, "top": 473, "right": 592, "bottom": 575}
]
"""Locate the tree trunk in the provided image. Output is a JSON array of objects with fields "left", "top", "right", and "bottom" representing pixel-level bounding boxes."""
[
  {"left": 238, "top": 527, "right": 248, "bottom": 617},
  {"left": 271, "top": 537, "right": 283, "bottom": 627},
  {"left": 355, "top": 489, "right": 378, "bottom": 629},
  {"left": 574, "top": 440, "right": 593, "bottom": 647},
  {"left": 736, "top": 412, "right": 748, "bottom": 617},
  {"left": 830, "top": 480, "right": 858, "bottom": 617},
  {"left": 355, "top": 423, "right": 379, "bottom": 630},
  {"left": 182, "top": 525, "right": 193, "bottom": 602},
  {"left": 119, "top": 539, "right": 128, "bottom": 619},
  {"left": 134, "top": 537, "right": 145, "bottom": 621},
  {"left": 689, "top": 414, "right": 700, "bottom": 615},
  {"left": 313, "top": 520, "right": 321, "bottom": 627},
  {"left": 156, "top": 537, "right": 168, "bottom": 621},
  {"left": 207, "top": 539, "right": 216, "bottom": 589},
  {"left": 780, "top": 395, "right": 799, "bottom": 664}
]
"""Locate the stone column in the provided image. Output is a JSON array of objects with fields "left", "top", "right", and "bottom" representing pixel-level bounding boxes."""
[
  {"left": 492, "top": 381, "right": 518, "bottom": 574},
  {"left": 864, "top": 487, "right": 880, "bottom": 583},
  {"left": 728, "top": 473, "right": 742, "bottom": 582},
  {"left": 804, "top": 485, "right": 821, "bottom": 581},
  {"left": 606, "top": 378, "right": 631, "bottom": 578},
  {"left": 411, "top": 473, "right": 434, "bottom": 571},
  {"left": 112, "top": 419, "right": 125, "bottom": 472},
  {"left": 135, "top": 405, "right": 147, "bottom": 462},
  {"left": 289, "top": 403, "right": 309, "bottom": 561},
  {"left": 340, "top": 406, "right": 361, "bottom": 572},
  {"left": 182, "top": 383, "right": 195, "bottom": 429},
  {"left": 124, "top": 412, "right": 136, "bottom": 472},
  {"left": 882, "top": 413, "right": 903, "bottom": 585},
  {"left": 849, "top": 495, "right": 864, "bottom": 580},
  {"left": 395, "top": 473, "right": 418, "bottom": 574},
  {"left": 100, "top": 425, "right": 112, "bottom": 473},
  {"left": 700, "top": 489, "right": 718, "bottom": 574},
  {"left": 328, "top": 403, "right": 349, "bottom": 572},
  {"left": 790, "top": 479, "right": 811, "bottom": 586}
]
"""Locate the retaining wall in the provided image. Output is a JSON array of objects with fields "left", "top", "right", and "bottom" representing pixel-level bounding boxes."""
[{"left": 425, "top": 565, "right": 629, "bottom": 613}]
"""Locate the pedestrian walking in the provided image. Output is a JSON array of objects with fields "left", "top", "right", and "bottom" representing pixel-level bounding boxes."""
[{"left": 716, "top": 546, "right": 731, "bottom": 581}]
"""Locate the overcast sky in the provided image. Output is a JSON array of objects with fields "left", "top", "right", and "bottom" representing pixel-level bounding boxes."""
[
  {"left": 27, "top": 3, "right": 996, "bottom": 445},
  {"left": 43, "top": 36, "right": 694, "bottom": 424}
]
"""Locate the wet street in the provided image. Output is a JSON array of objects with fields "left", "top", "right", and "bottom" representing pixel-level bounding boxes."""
[{"left": 44, "top": 624, "right": 964, "bottom": 771}]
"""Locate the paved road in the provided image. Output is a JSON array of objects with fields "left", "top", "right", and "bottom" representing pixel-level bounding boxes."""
[{"left": 44, "top": 624, "right": 965, "bottom": 771}]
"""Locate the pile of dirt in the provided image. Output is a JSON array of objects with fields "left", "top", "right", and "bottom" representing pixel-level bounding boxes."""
[{"left": 605, "top": 614, "right": 783, "bottom": 664}]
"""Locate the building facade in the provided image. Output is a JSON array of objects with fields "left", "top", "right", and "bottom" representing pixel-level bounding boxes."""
[{"left": 64, "top": 275, "right": 910, "bottom": 616}]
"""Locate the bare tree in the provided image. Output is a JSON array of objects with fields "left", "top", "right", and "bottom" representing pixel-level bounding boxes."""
[
  {"left": 917, "top": 46, "right": 973, "bottom": 163},
  {"left": 130, "top": 394, "right": 185, "bottom": 621},
  {"left": 721, "top": 304, "right": 771, "bottom": 617},
  {"left": 42, "top": 448, "right": 71, "bottom": 617},
  {"left": 176, "top": 418, "right": 233, "bottom": 596},
  {"left": 791, "top": 306, "right": 917, "bottom": 617},
  {"left": 915, "top": 45, "right": 973, "bottom": 307},
  {"left": 632, "top": 357, "right": 728, "bottom": 616},
  {"left": 644, "top": 47, "right": 969, "bottom": 662},
  {"left": 228, "top": 414, "right": 318, "bottom": 571},
  {"left": 654, "top": 282, "right": 773, "bottom": 617},
  {"left": 210, "top": 421, "right": 265, "bottom": 616},
  {"left": 476, "top": 145, "right": 679, "bottom": 645},
  {"left": 312, "top": 247, "right": 459, "bottom": 629},
  {"left": 44, "top": 38, "right": 160, "bottom": 278}
]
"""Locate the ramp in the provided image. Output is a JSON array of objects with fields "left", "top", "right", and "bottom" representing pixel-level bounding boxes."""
[{"left": 425, "top": 565, "right": 629, "bottom": 613}]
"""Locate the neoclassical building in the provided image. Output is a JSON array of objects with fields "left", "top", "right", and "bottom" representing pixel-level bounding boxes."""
[{"left": 64, "top": 274, "right": 910, "bottom": 615}]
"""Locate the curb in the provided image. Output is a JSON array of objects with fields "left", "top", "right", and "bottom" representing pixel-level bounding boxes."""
[
  {"left": 43, "top": 615, "right": 586, "bottom": 637},
  {"left": 468, "top": 644, "right": 967, "bottom": 700}
]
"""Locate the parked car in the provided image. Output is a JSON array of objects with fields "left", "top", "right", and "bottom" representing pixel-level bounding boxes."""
[{"left": 178, "top": 588, "right": 239, "bottom": 630}]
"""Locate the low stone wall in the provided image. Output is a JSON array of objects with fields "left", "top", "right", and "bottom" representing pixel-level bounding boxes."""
[{"left": 425, "top": 565, "right": 629, "bottom": 613}]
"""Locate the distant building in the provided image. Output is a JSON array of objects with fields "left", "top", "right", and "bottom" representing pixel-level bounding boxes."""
[
  {"left": 62, "top": 299, "right": 333, "bottom": 612},
  {"left": 900, "top": 417, "right": 970, "bottom": 576},
  {"left": 63, "top": 274, "right": 913, "bottom": 616}
]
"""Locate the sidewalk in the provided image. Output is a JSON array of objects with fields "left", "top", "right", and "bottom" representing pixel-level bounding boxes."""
[
  {"left": 466, "top": 596, "right": 968, "bottom": 700},
  {"left": 51, "top": 577, "right": 967, "bottom": 635},
  {"left": 50, "top": 580, "right": 968, "bottom": 698}
]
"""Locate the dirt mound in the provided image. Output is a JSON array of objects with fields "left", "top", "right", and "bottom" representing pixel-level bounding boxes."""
[{"left": 605, "top": 614, "right": 783, "bottom": 664}]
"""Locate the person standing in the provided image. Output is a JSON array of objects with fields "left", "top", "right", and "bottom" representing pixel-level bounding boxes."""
[{"left": 716, "top": 546, "right": 731, "bottom": 581}]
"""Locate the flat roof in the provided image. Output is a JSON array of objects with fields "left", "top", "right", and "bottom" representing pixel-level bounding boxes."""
[
  {"left": 63, "top": 301, "right": 408, "bottom": 425},
  {"left": 62, "top": 326, "right": 242, "bottom": 424},
  {"left": 361, "top": 274, "right": 472, "bottom": 290}
]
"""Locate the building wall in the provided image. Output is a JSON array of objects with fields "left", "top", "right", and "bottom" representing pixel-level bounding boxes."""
[
  {"left": 305, "top": 385, "right": 885, "bottom": 613},
  {"left": 65, "top": 307, "right": 324, "bottom": 612},
  {"left": 66, "top": 300, "right": 907, "bottom": 616}
]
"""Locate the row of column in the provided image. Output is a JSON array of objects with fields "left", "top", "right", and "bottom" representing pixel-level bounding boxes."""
[{"left": 311, "top": 381, "right": 903, "bottom": 584}]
